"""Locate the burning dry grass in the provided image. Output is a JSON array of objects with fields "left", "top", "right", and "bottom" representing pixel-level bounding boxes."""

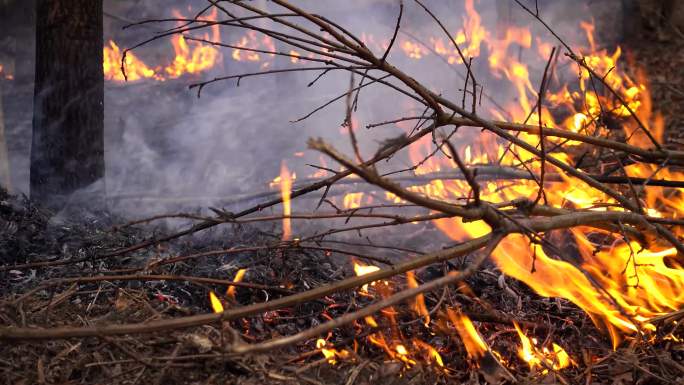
[{"left": 3, "top": 0, "right": 684, "bottom": 384}]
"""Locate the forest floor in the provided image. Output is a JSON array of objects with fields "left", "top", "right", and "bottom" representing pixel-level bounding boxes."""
[{"left": 1, "top": 34, "right": 684, "bottom": 385}]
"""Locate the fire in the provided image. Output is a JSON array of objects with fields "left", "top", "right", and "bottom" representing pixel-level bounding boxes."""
[
  {"left": 353, "top": 261, "right": 381, "bottom": 293},
  {"left": 103, "top": 41, "right": 159, "bottom": 82},
  {"left": 280, "top": 162, "right": 293, "bottom": 241},
  {"left": 514, "top": 322, "right": 574, "bottom": 371},
  {"left": 165, "top": 9, "right": 221, "bottom": 78},
  {"left": 413, "top": 340, "right": 445, "bottom": 368},
  {"left": 448, "top": 309, "right": 487, "bottom": 360},
  {"left": 379, "top": 0, "right": 684, "bottom": 349},
  {"left": 406, "top": 271, "right": 430, "bottom": 327},
  {"left": 351, "top": 263, "right": 446, "bottom": 369},
  {"left": 104, "top": 7, "right": 221, "bottom": 82},
  {"left": 208, "top": 290, "right": 223, "bottom": 313},
  {"left": 401, "top": 40, "right": 427, "bottom": 60},
  {"left": 289, "top": 50, "right": 301, "bottom": 64},
  {"left": 226, "top": 269, "right": 247, "bottom": 300},
  {"left": 315, "top": 338, "right": 350, "bottom": 365},
  {"left": 454, "top": 0, "right": 487, "bottom": 61},
  {"left": 343, "top": 192, "right": 364, "bottom": 209},
  {"left": 102, "top": 0, "right": 684, "bottom": 369}
]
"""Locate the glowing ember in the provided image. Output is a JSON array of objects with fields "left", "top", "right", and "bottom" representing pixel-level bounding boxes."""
[
  {"left": 0, "top": 64, "right": 13, "bottom": 80},
  {"left": 208, "top": 290, "right": 223, "bottom": 313}
]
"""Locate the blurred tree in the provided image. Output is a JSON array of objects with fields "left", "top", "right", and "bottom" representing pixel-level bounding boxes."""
[{"left": 30, "top": 0, "right": 104, "bottom": 211}]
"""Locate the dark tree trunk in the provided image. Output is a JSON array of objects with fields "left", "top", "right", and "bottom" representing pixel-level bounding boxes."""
[{"left": 30, "top": 0, "right": 104, "bottom": 211}]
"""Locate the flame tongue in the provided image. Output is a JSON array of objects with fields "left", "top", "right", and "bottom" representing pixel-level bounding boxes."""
[
  {"left": 514, "top": 322, "right": 574, "bottom": 372},
  {"left": 448, "top": 309, "right": 515, "bottom": 382},
  {"left": 226, "top": 269, "right": 247, "bottom": 300},
  {"left": 279, "top": 162, "right": 293, "bottom": 241},
  {"left": 208, "top": 291, "right": 223, "bottom": 313},
  {"left": 316, "top": 338, "right": 350, "bottom": 365},
  {"left": 406, "top": 271, "right": 430, "bottom": 327},
  {"left": 448, "top": 308, "right": 488, "bottom": 360},
  {"left": 353, "top": 262, "right": 381, "bottom": 293},
  {"left": 104, "top": 7, "right": 221, "bottom": 82}
]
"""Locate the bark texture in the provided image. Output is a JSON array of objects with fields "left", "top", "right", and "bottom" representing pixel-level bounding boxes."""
[{"left": 30, "top": 0, "right": 104, "bottom": 210}]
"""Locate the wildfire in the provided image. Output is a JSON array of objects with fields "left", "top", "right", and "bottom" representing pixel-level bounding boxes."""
[
  {"left": 448, "top": 309, "right": 488, "bottom": 360},
  {"left": 104, "top": 7, "right": 221, "bottom": 82},
  {"left": 350, "top": 263, "right": 447, "bottom": 369},
  {"left": 353, "top": 261, "right": 381, "bottom": 293},
  {"left": 103, "top": 41, "right": 159, "bottom": 82},
  {"left": 208, "top": 290, "right": 224, "bottom": 313},
  {"left": 383, "top": 0, "right": 684, "bottom": 350},
  {"left": 514, "top": 322, "right": 574, "bottom": 372},
  {"left": 343, "top": 192, "right": 364, "bottom": 209},
  {"left": 406, "top": 271, "right": 430, "bottom": 327},
  {"left": 226, "top": 269, "right": 247, "bottom": 300},
  {"left": 316, "top": 338, "right": 350, "bottom": 365},
  {"left": 279, "top": 162, "right": 293, "bottom": 241},
  {"left": 105, "top": 0, "right": 684, "bottom": 375}
]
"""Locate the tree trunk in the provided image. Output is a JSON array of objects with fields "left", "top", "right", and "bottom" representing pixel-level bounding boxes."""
[
  {"left": 30, "top": 0, "right": 104, "bottom": 211},
  {"left": 0, "top": 79, "right": 10, "bottom": 191}
]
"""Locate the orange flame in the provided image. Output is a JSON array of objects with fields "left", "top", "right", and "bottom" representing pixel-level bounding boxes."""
[
  {"left": 448, "top": 308, "right": 488, "bottom": 360},
  {"left": 353, "top": 261, "right": 381, "bottom": 293},
  {"left": 316, "top": 338, "right": 350, "bottom": 364},
  {"left": 226, "top": 269, "right": 247, "bottom": 299},
  {"left": 514, "top": 322, "right": 574, "bottom": 371},
  {"left": 343, "top": 192, "right": 364, "bottom": 209},
  {"left": 413, "top": 339, "right": 445, "bottom": 367},
  {"left": 104, "top": 7, "right": 221, "bottom": 82},
  {"left": 280, "top": 162, "right": 293, "bottom": 241},
  {"left": 103, "top": 41, "right": 160, "bottom": 82},
  {"left": 406, "top": 271, "right": 430, "bottom": 327},
  {"left": 388, "top": 1, "right": 679, "bottom": 348}
]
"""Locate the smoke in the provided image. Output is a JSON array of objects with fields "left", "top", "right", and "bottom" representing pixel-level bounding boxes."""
[{"left": 3, "top": 0, "right": 626, "bottom": 217}]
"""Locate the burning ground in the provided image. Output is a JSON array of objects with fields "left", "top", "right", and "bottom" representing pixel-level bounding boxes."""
[
  {"left": 3, "top": 184, "right": 680, "bottom": 385},
  {"left": 2, "top": 0, "right": 684, "bottom": 384}
]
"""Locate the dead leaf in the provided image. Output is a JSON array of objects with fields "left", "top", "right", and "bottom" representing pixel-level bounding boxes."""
[
  {"left": 114, "top": 289, "right": 131, "bottom": 311},
  {"left": 182, "top": 333, "right": 214, "bottom": 353}
]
